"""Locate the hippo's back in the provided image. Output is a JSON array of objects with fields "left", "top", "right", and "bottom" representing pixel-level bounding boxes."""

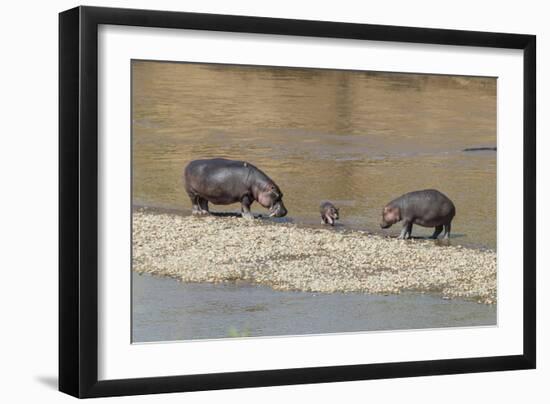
[
  {"left": 320, "top": 201, "right": 335, "bottom": 211},
  {"left": 184, "top": 158, "right": 259, "bottom": 197},
  {"left": 185, "top": 158, "right": 249, "bottom": 179},
  {"left": 185, "top": 158, "right": 246, "bottom": 173},
  {"left": 404, "top": 189, "right": 453, "bottom": 203},
  {"left": 398, "top": 189, "right": 455, "bottom": 218}
]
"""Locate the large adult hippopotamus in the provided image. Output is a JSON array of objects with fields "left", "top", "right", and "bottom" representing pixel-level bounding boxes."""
[
  {"left": 184, "top": 158, "right": 288, "bottom": 219},
  {"left": 380, "top": 189, "right": 456, "bottom": 240}
]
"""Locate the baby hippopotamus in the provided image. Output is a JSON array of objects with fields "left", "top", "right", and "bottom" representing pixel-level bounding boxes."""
[
  {"left": 380, "top": 189, "right": 455, "bottom": 240},
  {"left": 320, "top": 201, "right": 339, "bottom": 226},
  {"left": 184, "top": 158, "right": 287, "bottom": 219}
]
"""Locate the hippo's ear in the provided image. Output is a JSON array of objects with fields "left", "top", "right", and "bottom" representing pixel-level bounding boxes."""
[
  {"left": 267, "top": 183, "right": 280, "bottom": 197},
  {"left": 384, "top": 206, "right": 399, "bottom": 220}
]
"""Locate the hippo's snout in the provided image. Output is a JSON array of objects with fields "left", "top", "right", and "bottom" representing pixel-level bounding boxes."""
[
  {"left": 380, "top": 222, "right": 391, "bottom": 229},
  {"left": 276, "top": 208, "right": 288, "bottom": 217},
  {"left": 270, "top": 202, "right": 288, "bottom": 218}
]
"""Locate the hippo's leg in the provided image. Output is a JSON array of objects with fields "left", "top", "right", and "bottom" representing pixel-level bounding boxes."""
[
  {"left": 198, "top": 198, "right": 210, "bottom": 215},
  {"left": 406, "top": 222, "right": 413, "bottom": 238},
  {"left": 188, "top": 194, "right": 202, "bottom": 215},
  {"left": 398, "top": 221, "right": 413, "bottom": 239},
  {"left": 241, "top": 195, "right": 254, "bottom": 220},
  {"left": 432, "top": 225, "right": 443, "bottom": 239},
  {"left": 443, "top": 223, "right": 451, "bottom": 239}
]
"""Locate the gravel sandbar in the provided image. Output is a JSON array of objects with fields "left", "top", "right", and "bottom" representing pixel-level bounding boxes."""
[{"left": 133, "top": 209, "right": 497, "bottom": 304}]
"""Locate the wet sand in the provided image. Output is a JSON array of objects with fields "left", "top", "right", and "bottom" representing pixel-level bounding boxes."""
[
  {"left": 133, "top": 209, "right": 496, "bottom": 304},
  {"left": 132, "top": 272, "right": 496, "bottom": 342}
]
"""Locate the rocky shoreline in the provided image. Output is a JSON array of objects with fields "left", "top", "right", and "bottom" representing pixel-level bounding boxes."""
[{"left": 132, "top": 209, "right": 497, "bottom": 304}]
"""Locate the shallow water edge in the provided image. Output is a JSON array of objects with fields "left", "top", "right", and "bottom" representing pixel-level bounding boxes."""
[{"left": 133, "top": 203, "right": 495, "bottom": 251}]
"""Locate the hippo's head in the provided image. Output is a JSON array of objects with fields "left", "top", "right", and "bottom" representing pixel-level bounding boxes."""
[
  {"left": 323, "top": 206, "right": 339, "bottom": 225},
  {"left": 380, "top": 205, "right": 400, "bottom": 229},
  {"left": 257, "top": 183, "right": 288, "bottom": 217}
]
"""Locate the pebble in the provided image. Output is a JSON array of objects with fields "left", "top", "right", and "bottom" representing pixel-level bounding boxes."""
[{"left": 132, "top": 209, "right": 497, "bottom": 304}]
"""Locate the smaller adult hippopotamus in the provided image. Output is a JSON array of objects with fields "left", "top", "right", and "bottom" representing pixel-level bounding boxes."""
[
  {"left": 320, "top": 201, "right": 339, "bottom": 226},
  {"left": 184, "top": 158, "right": 288, "bottom": 219},
  {"left": 380, "top": 189, "right": 456, "bottom": 240}
]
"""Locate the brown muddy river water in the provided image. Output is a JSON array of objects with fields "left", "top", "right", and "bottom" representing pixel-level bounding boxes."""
[{"left": 132, "top": 61, "right": 496, "bottom": 249}]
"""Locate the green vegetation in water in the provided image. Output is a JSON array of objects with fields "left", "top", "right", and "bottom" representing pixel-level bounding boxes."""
[{"left": 227, "top": 326, "right": 251, "bottom": 338}]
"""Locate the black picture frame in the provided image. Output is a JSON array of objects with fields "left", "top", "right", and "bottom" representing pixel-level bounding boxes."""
[{"left": 59, "top": 5, "right": 536, "bottom": 398}]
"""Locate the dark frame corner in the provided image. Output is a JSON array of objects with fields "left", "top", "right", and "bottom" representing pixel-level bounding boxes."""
[{"left": 59, "top": 5, "right": 536, "bottom": 398}]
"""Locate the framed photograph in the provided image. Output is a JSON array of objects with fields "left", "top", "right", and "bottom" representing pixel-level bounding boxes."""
[{"left": 59, "top": 6, "right": 536, "bottom": 398}]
